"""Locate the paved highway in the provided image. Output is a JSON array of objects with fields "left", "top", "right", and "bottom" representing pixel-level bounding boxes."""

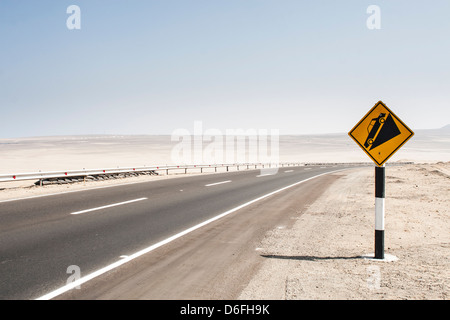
[{"left": 0, "top": 164, "right": 358, "bottom": 300}]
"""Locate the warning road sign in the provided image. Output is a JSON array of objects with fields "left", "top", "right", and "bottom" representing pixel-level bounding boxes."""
[{"left": 348, "top": 101, "right": 414, "bottom": 166}]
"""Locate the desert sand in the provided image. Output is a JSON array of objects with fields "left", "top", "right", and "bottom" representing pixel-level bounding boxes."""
[
  {"left": 0, "top": 127, "right": 449, "bottom": 175},
  {"left": 0, "top": 127, "right": 448, "bottom": 190}
]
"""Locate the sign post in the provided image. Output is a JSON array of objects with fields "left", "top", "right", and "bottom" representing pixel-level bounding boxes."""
[
  {"left": 349, "top": 101, "right": 414, "bottom": 259},
  {"left": 375, "top": 164, "right": 385, "bottom": 259}
]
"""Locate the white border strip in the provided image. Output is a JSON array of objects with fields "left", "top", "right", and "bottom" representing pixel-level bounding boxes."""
[
  {"left": 35, "top": 168, "right": 345, "bottom": 300},
  {"left": 375, "top": 197, "right": 385, "bottom": 230}
]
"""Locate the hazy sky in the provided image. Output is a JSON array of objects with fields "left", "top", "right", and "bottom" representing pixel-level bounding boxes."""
[{"left": 1, "top": 1, "right": 449, "bottom": 138}]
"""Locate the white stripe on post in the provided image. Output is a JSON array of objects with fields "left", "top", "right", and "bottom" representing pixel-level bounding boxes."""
[{"left": 375, "top": 197, "right": 385, "bottom": 231}]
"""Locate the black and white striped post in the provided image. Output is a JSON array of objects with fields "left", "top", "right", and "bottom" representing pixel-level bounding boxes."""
[
  {"left": 374, "top": 164, "right": 385, "bottom": 259},
  {"left": 348, "top": 101, "right": 414, "bottom": 261}
]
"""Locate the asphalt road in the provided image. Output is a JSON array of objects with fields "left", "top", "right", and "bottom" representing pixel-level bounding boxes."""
[{"left": 0, "top": 164, "right": 357, "bottom": 300}]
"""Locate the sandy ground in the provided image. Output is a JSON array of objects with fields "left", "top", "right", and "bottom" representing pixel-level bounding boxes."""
[{"left": 239, "top": 162, "right": 449, "bottom": 300}]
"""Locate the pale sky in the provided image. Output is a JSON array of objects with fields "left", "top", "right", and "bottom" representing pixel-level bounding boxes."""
[{"left": 1, "top": 0, "right": 449, "bottom": 138}]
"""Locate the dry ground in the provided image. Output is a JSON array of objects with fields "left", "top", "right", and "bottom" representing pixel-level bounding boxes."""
[{"left": 239, "top": 162, "right": 449, "bottom": 300}]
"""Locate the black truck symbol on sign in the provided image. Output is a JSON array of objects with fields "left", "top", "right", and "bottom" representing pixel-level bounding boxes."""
[{"left": 364, "top": 113, "right": 386, "bottom": 149}]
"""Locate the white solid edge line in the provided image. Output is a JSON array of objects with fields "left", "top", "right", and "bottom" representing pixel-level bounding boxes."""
[
  {"left": 205, "top": 180, "right": 231, "bottom": 187},
  {"left": 35, "top": 168, "right": 346, "bottom": 300},
  {"left": 284, "top": 170, "right": 294, "bottom": 173},
  {"left": 70, "top": 198, "right": 148, "bottom": 215}
]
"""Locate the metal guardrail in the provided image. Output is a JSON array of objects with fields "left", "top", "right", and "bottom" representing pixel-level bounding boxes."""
[
  {"left": 0, "top": 163, "right": 302, "bottom": 183},
  {"left": 0, "top": 161, "right": 413, "bottom": 184}
]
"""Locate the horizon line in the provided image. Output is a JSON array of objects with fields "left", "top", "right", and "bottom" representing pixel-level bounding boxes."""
[{"left": 1, "top": 124, "right": 449, "bottom": 140}]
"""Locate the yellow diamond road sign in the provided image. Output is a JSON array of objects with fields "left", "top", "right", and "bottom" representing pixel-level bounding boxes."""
[{"left": 349, "top": 101, "right": 414, "bottom": 166}]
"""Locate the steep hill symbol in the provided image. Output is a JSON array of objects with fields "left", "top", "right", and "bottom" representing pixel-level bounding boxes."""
[{"left": 365, "top": 113, "right": 401, "bottom": 150}]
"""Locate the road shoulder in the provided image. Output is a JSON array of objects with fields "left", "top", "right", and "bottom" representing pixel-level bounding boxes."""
[{"left": 239, "top": 163, "right": 449, "bottom": 299}]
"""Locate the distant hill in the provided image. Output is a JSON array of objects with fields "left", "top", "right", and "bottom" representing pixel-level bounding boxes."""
[{"left": 414, "top": 124, "right": 450, "bottom": 135}]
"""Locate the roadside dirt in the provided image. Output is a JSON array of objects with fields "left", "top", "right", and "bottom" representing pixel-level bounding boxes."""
[{"left": 239, "top": 163, "right": 449, "bottom": 300}]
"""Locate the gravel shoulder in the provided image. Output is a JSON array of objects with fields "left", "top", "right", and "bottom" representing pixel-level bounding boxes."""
[{"left": 239, "top": 163, "right": 449, "bottom": 300}]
